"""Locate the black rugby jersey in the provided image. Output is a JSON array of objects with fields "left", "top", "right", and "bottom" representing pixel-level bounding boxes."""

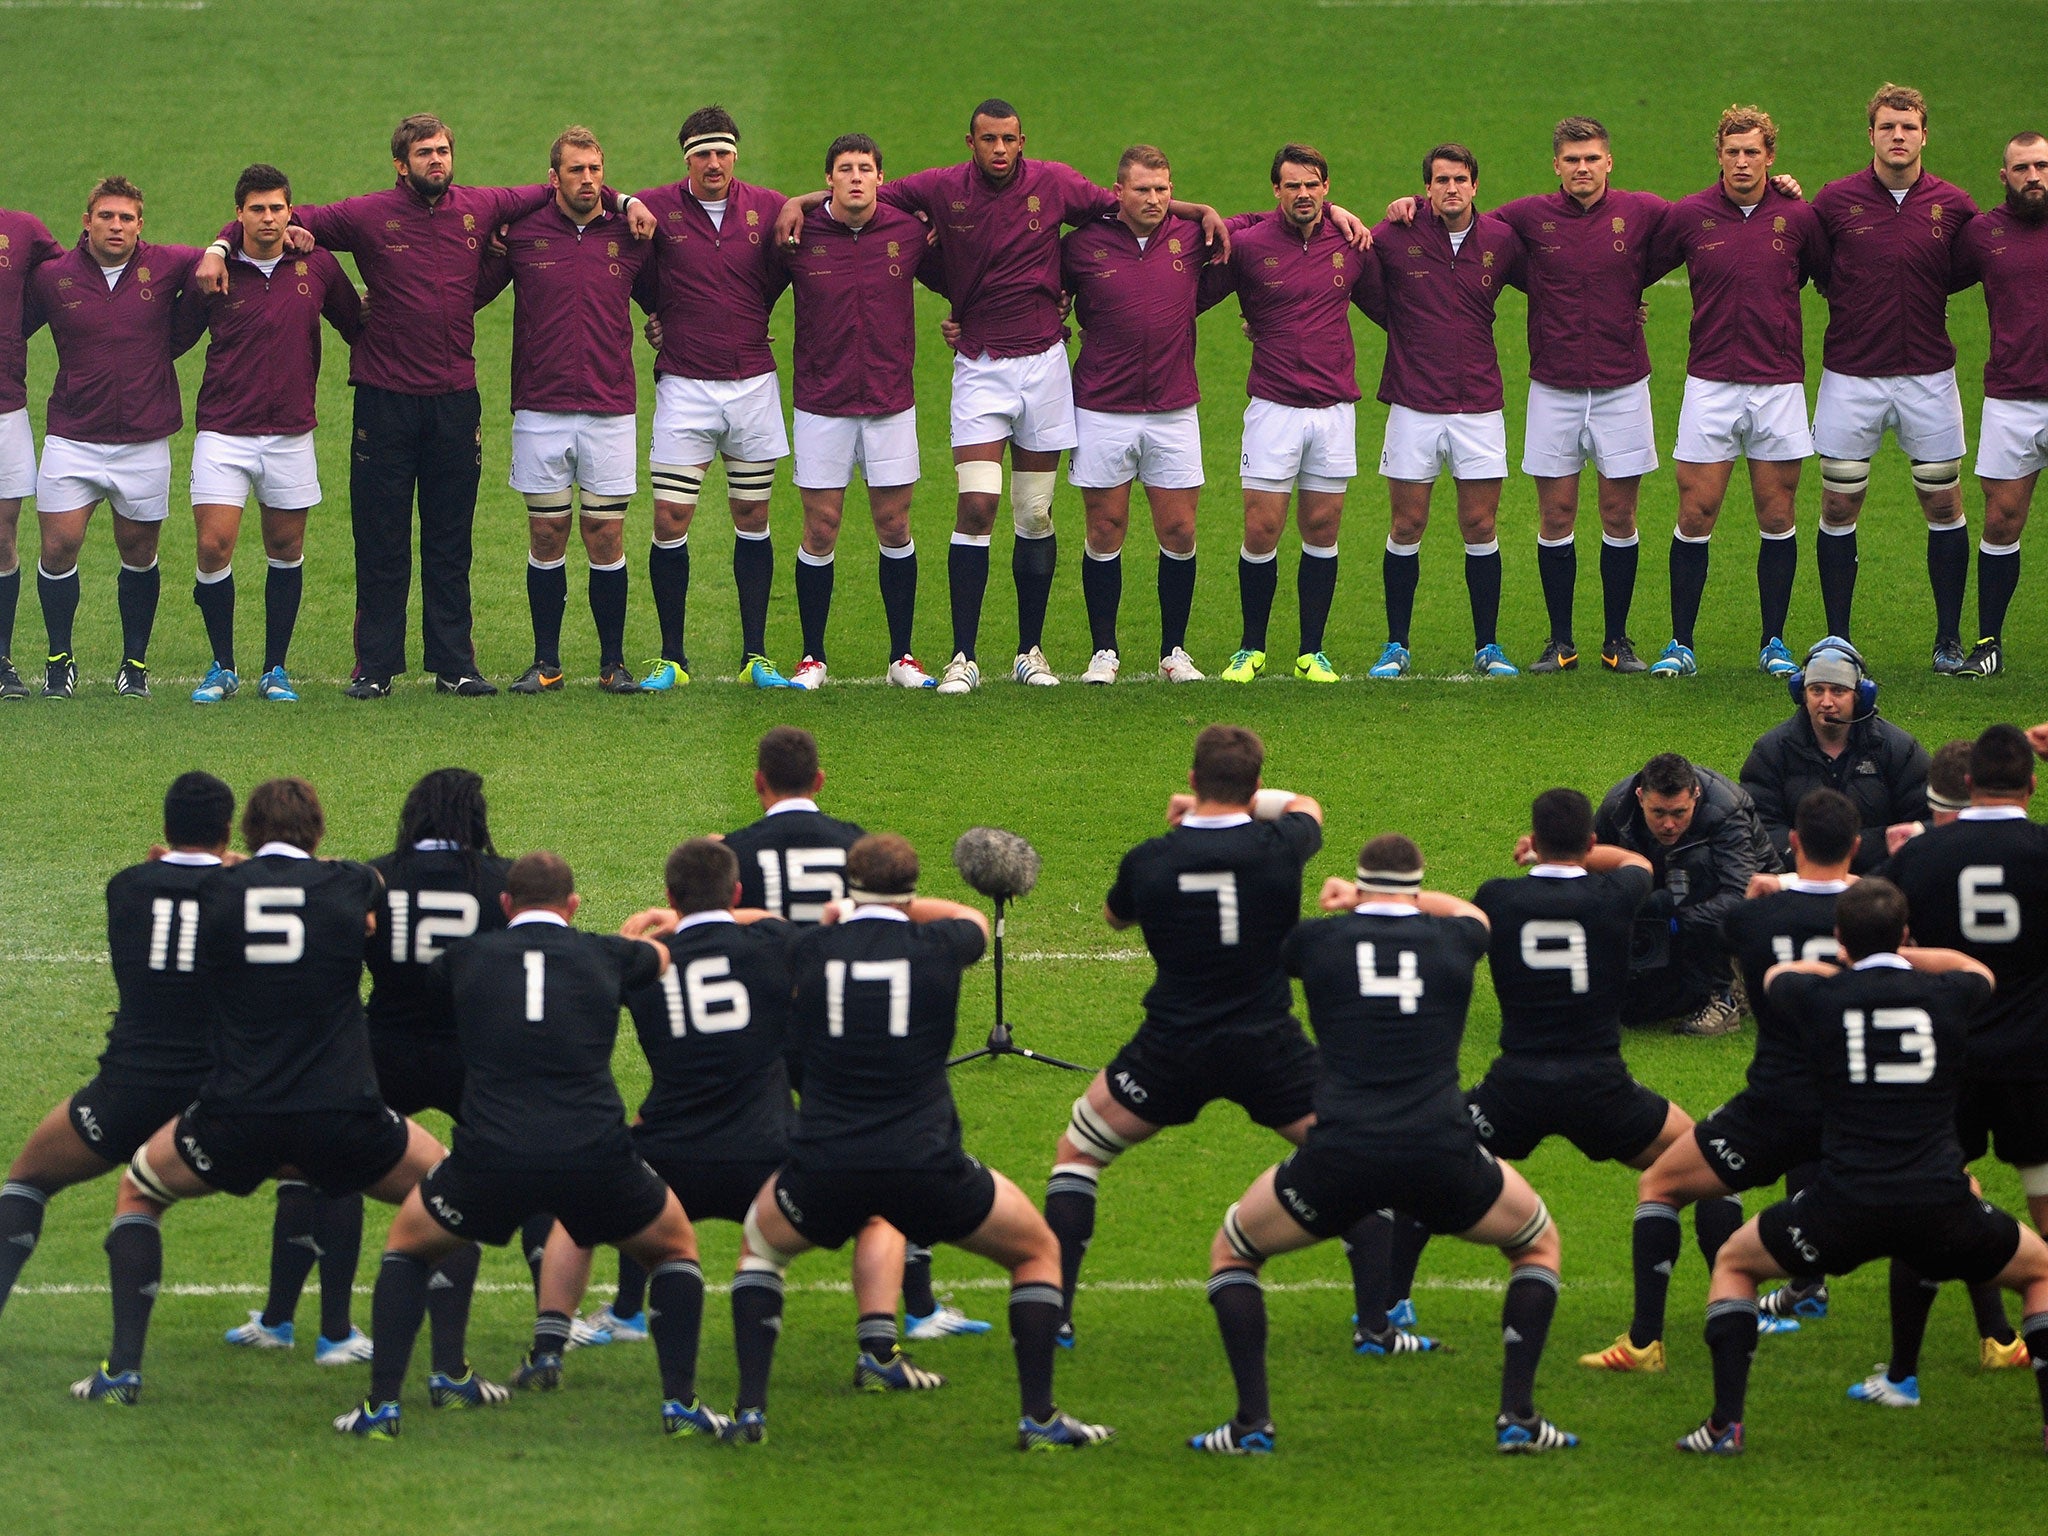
[
  {"left": 437, "top": 914, "right": 662, "bottom": 1169},
  {"left": 1283, "top": 907, "right": 1490, "bottom": 1148},
  {"left": 1721, "top": 882, "right": 1844, "bottom": 1102},
  {"left": 1106, "top": 811, "right": 1321, "bottom": 1032},
  {"left": 98, "top": 855, "right": 223, "bottom": 1084},
  {"left": 1475, "top": 864, "right": 1652, "bottom": 1057},
  {"left": 363, "top": 845, "right": 511, "bottom": 1037},
  {"left": 726, "top": 801, "right": 866, "bottom": 925},
  {"left": 626, "top": 913, "right": 797, "bottom": 1163}
]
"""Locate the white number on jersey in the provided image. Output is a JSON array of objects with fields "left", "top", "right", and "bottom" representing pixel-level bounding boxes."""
[
  {"left": 1771, "top": 934, "right": 1842, "bottom": 965},
  {"left": 1842, "top": 1006, "right": 1936, "bottom": 1084},
  {"left": 825, "top": 957, "right": 912, "bottom": 1037},
  {"left": 388, "top": 889, "right": 482, "bottom": 964},
  {"left": 148, "top": 897, "right": 200, "bottom": 974},
  {"left": 1520, "top": 919, "right": 1589, "bottom": 994},
  {"left": 523, "top": 950, "right": 546, "bottom": 1022},
  {"left": 1959, "top": 866, "right": 2022, "bottom": 944},
  {"left": 757, "top": 848, "right": 848, "bottom": 924},
  {"left": 1178, "top": 872, "right": 1241, "bottom": 946},
  {"left": 243, "top": 888, "right": 306, "bottom": 964},
  {"left": 660, "top": 956, "right": 754, "bottom": 1037},
  {"left": 1355, "top": 942, "right": 1424, "bottom": 1013}
]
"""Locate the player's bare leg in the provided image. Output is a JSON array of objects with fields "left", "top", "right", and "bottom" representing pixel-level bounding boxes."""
[
  {"left": 1191, "top": 1166, "right": 1318, "bottom": 1451},
  {"left": 1967, "top": 471, "right": 2035, "bottom": 675},
  {"left": 1044, "top": 1072, "right": 1164, "bottom": 1340},
  {"left": 0, "top": 1099, "right": 121, "bottom": 1316}
]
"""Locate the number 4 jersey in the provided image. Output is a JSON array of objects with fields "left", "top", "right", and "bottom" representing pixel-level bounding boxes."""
[{"left": 1473, "top": 864, "right": 1653, "bottom": 1056}]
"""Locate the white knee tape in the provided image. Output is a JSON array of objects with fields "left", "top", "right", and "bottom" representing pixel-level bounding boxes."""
[
  {"left": 1222, "top": 1202, "right": 1265, "bottom": 1263},
  {"left": 725, "top": 460, "right": 776, "bottom": 503},
  {"left": 1911, "top": 458, "right": 1962, "bottom": 494},
  {"left": 1068, "top": 1095, "right": 1133, "bottom": 1164},
  {"left": 1011, "top": 470, "right": 1057, "bottom": 539},
  {"left": 1502, "top": 1197, "right": 1551, "bottom": 1256},
  {"left": 650, "top": 462, "right": 704, "bottom": 506},
  {"left": 957, "top": 460, "right": 1004, "bottom": 497},
  {"left": 737, "top": 1253, "right": 787, "bottom": 1278},
  {"left": 128, "top": 1144, "right": 183, "bottom": 1206},
  {"left": 1819, "top": 458, "right": 1870, "bottom": 496},
  {"left": 741, "top": 1204, "right": 797, "bottom": 1272},
  {"left": 523, "top": 493, "right": 574, "bottom": 517},
  {"left": 2021, "top": 1164, "right": 2048, "bottom": 1199}
]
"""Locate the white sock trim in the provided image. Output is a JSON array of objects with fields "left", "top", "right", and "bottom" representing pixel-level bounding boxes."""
[
  {"left": 1083, "top": 543, "right": 1122, "bottom": 562},
  {"left": 1159, "top": 544, "right": 1194, "bottom": 561},
  {"left": 1600, "top": 532, "right": 1639, "bottom": 549},
  {"left": 1982, "top": 539, "right": 2021, "bottom": 557},
  {"left": 195, "top": 564, "right": 232, "bottom": 584},
  {"left": 1384, "top": 538, "right": 1420, "bottom": 558},
  {"left": 1536, "top": 533, "right": 1574, "bottom": 549},
  {"left": 37, "top": 563, "right": 78, "bottom": 581},
  {"left": 796, "top": 546, "right": 835, "bottom": 567},
  {"left": 120, "top": 560, "right": 159, "bottom": 573},
  {"left": 734, "top": 525, "right": 771, "bottom": 542},
  {"left": 1927, "top": 515, "right": 1967, "bottom": 533},
  {"left": 881, "top": 539, "right": 916, "bottom": 559},
  {"left": 950, "top": 531, "right": 992, "bottom": 548},
  {"left": 1674, "top": 530, "right": 1711, "bottom": 545},
  {"left": 528, "top": 555, "right": 567, "bottom": 571},
  {"left": 653, "top": 535, "right": 689, "bottom": 550},
  {"left": 1759, "top": 527, "right": 1796, "bottom": 541},
  {"left": 1239, "top": 544, "right": 1277, "bottom": 565},
  {"left": 1464, "top": 539, "right": 1500, "bottom": 557},
  {"left": 1819, "top": 521, "right": 1857, "bottom": 537},
  {"left": 1301, "top": 541, "right": 1338, "bottom": 559},
  {"left": 266, "top": 556, "right": 304, "bottom": 570},
  {"left": 589, "top": 557, "right": 627, "bottom": 572}
]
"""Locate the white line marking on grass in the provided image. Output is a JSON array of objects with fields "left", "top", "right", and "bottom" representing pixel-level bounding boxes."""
[
  {"left": 14, "top": 952, "right": 107, "bottom": 965},
  {"left": 1318, "top": 0, "right": 1796, "bottom": 8},
  {"left": 0, "top": 1, "right": 206, "bottom": 9},
  {"left": 1009, "top": 949, "right": 1147, "bottom": 963}
]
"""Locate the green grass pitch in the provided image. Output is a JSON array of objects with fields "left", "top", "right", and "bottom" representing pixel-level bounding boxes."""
[{"left": 3, "top": 1, "right": 2046, "bottom": 1532}]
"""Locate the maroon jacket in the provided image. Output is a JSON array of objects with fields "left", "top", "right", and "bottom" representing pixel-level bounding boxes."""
[
  {"left": 173, "top": 248, "right": 361, "bottom": 436},
  {"left": 633, "top": 178, "right": 789, "bottom": 383},
  {"left": 882, "top": 157, "right": 1115, "bottom": 359},
  {"left": 1812, "top": 167, "right": 1978, "bottom": 379},
  {"left": 781, "top": 200, "right": 934, "bottom": 417},
  {"left": 1647, "top": 183, "right": 1824, "bottom": 385},
  {"left": 1365, "top": 207, "right": 1524, "bottom": 415},
  {"left": 1953, "top": 205, "right": 2048, "bottom": 401},
  {"left": 1061, "top": 213, "right": 1208, "bottom": 414},
  {"left": 1202, "top": 210, "right": 1380, "bottom": 409},
  {"left": 1494, "top": 187, "right": 1668, "bottom": 390},
  {"left": 259, "top": 180, "right": 559, "bottom": 396},
  {"left": 0, "top": 210, "right": 64, "bottom": 413},
  {"left": 26, "top": 237, "right": 204, "bottom": 442},
  {"left": 476, "top": 200, "right": 651, "bottom": 416}
]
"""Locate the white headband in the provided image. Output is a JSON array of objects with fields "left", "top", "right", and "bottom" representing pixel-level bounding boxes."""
[
  {"left": 1355, "top": 867, "right": 1423, "bottom": 895},
  {"left": 683, "top": 134, "right": 738, "bottom": 158},
  {"left": 847, "top": 886, "right": 913, "bottom": 906}
]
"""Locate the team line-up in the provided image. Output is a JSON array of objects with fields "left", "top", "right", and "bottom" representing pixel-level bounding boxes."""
[
  {"left": 2, "top": 85, "right": 2044, "bottom": 701},
  {"left": 6, "top": 714, "right": 2048, "bottom": 1457}
]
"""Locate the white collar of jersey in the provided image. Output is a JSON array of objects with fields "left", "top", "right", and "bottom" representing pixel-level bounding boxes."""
[
  {"left": 1959, "top": 805, "right": 2029, "bottom": 821},
  {"left": 508, "top": 910, "right": 569, "bottom": 928},
  {"left": 1852, "top": 952, "right": 1911, "bottom": 970},
  {"left": 413, "top": 838, "right": 460, "bottom": 851},
  {"left": 765, "top": 798, "right": 819, "bottom": 816},
  {"left": 1355, "top": 901, "right": 1420, "bottom": 917},
  {"left": 848, "top": 904, "right": 911, "bottom": 922},
  {"left": 158, "top": 850, "right": 222, "bottom": 866},
  {"left": 1783, "top": 876, "right": 1851, "bottom": 894},
  {"left": 255, "top": 841, "right": 311, "bottom": 860},
  {"left": 676, "top": 910, "right": 736, "bottom": 929},
  {"left": 1529, "top": 863, "right": 1588, "bottom": 879},
  {"left": 1181, "top": 812, "right": 1252, "bottom": 829}
]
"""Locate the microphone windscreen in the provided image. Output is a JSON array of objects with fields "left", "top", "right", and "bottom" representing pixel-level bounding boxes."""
[{"left": 952, "top": 826, "right": 1041, "bottom": 899}]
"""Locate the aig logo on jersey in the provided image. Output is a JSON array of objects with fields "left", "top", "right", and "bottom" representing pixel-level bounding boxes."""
[
  {"left": 74, "top": 1102, "right": 105, "bottom": 1144},
  {"left": 1112, "top": 1070, "right": 1149, "bottom": 1105},
  {"left": 428, "top": 1193, "right": 464, "bottom": 1228}
]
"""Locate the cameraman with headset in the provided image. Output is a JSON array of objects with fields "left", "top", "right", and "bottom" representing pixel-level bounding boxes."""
[{"left": 1741, "top": 637, "right": 1930, "bottom": 875}]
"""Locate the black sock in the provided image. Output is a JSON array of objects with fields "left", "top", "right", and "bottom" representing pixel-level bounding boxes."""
[
  {"left": 314, "top": 1194, "right": 364, "bottom": 1343},
  {"left": 261, "top": 1181, "right": 319, "bottom": 1329},
  {"left": 948, "top": 536, "right": 989, "bottom": 660},
  {"left": 117, "top": 562, "right": 159, "bottom": 664},
  {"left": 1383, "top": 542, "right": 1419, "bottom": 647},
  {"left": 1757, "top": 532, "right": 1796, "bottom": 646},
  {"left": 0, "top": 565, "right": 17, "bottom": 658},
  {"left": 1978, "top": 542, "right": 2021, "bottom": 641},
  {"left": 527, "top": 558, "right": 567, "bottom": 667},
  {"left": 648, "top": 539, "right": 690, "bottom": 664},
  {"left": 879, "top": 544, "right": 916, "bottom": 659},
  {"left": 1343, "top": 1211, "right": 1393, "bottom": 1335},
  {"left": 1207, "top": 1269, "right": 1269, "bottom": 1426},
  {"left": 614, "top": 1253, "right": 648, "bottom": 1320},
  {"left": 1466, "top": 543, "right": 1502, "bottom": 650},
  {"left": 194, "top": 570, "right": 236, "bottom": 671},
  {"left": 1630, "top": 1201, "right": 1683, "bottom": 1349},
  {"left": 1887, "top": 1261, "right": 1940, "bottom": 1383},
  {"left": 2023, "top": 1312, "right": 2048, "bottom": 1420},
  {"left": 1389, "top": 1218, "right": 1430, "bottom": 1309},
  {"left": 425, "top": 1242, "right": 481, "bottom": 1378},
  {"left": 1014, "top": 531, "right": 1056, "bottom": 654},
  {"left": 1695, "top": 1196, "right": 1744, "bottom": 1275},
  {"left": 0, "top": 1180, "right": 51, "bottom": 1315},
  {"left": 104, "top": 1213, "right": 162, "bottom": 1375},
  {"left": 1704, "top": 1297, "right": 1758, "bottom": 1425},
  {"left": 521, "top": 1215, "right": 554, "bottom": 1299},
  {"left": 1600, "top": 536, "right": 1638, "bottom": 644},
  {"left": 733, "top": 531, "right": 774, "bottom": 659},
  {"left": 648, "top": 1260, "right": 706, "bottom": 1403},
  {"left": 588, "top": 560, "right": 628, "bottom": 667},
  {"left": 263, "top": 560, "right": 302, "bottom": 672},
  {"left": 1011, "top": 1282, "right": 1063, "bottom": 1423},
  {"left": 1081, "top": 547, "right": 1121, "bottom": 653},
  {"left": 857, "top": 1310, "right": 898, "bottom": 1361},
  {"left": 1817, "top": 525, "right": 1857, "bottom": 639},
  {"left": 369, "top": 1252, "right": 431, "bottom": 1404},
  {"left": 794, "top": 550, "right": 833, "bottom": 662},
  {"left": 1969, "top": 1279, "right": 2016, "bottom": 1345},
  {"left": 903, "top": 1247, "right": 938, "bottom": 1318},
  {"left": 1669, "top": 535, "right": 1710, "bottom": 647},
  {"left": 1044, "top": 1167, "right": 1099, "bottom": 1327},
  {"left": 532, "top": 1307, "right": 572, "bottom": 1359},
  {"left": 1158, "top": 548, "right": 1195, "bottom": 656},
  {"left": 1297, "top": 546, "right": 1337, "bottom": 656},
  {"left": 38, "top": 564, "right": 79, "bottom": 658},
  {"left": 1537, "top": 538, "right": 1575, "bottom": 644},
  {"left": 1928, "top": 522, "right": 1968, "bottom": 641},
  {"left": 1238, "top": 549, "right": 1277, "bottom": 653},
  {"left": 731, "top": 1269, "right": 785, "bottom": 1413},
  {"left": 1500, "top": 1263, "right": 1559, "bottom": 1419}
]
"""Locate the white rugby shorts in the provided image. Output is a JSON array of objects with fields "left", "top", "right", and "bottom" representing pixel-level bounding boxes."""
[
  {"left": 190, "top": 430, "right": 322, "bottom": 510},
  {"left": 511, "top": 410, "right": 637, "bottom": 502},
  {"left": 1069, "top": 405, "right": 1204, "bottom": 490},
  {"left": 651, "top": 372, "right": 789, "bottom": 468},
  {"left": 1522, "top": 378, "right": 1659, "bottom": 479},
  {"left": 1976, "top": 396, "right": 2048, "bottom": 482},
  {"left": 0, "top": 409, "right": 34, "bottom": 500},
  {"left": 1379, "top": 404, "right": 1509, "bottom": 482},
  {"left": 35, "top": 435, "right": 172, "bottom": 521},
  {"left": 1673, "top": 377, "right": 1812, "bottom": 464},
  {"left": 1240, "top": 398, "right": 1356, "bottom": 493},
  {"left": 793, "top": 407, "right": 921, "bottom": 490},
  {"left": 950, "top": 342, "right": 1077, "bottom": 453},
  {"left": 1812, "top": 367, "right": 1966, "bottom": 463}
]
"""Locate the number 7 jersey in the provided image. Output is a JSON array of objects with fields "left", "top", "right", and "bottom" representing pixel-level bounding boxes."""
[{"left": 1473, "top": 864, "right": 1654, "bottom": 1056}]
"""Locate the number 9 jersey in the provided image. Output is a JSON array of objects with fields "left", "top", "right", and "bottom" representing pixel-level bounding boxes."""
[{"left": 1474, "top": 864, "right": 1653, "bottom": 1057}]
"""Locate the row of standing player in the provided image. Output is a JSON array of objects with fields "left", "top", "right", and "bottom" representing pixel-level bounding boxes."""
[{"left": 5, "top": 87, "right": 2044, "bottom": 701}]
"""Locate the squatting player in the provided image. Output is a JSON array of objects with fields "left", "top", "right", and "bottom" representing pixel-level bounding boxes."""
[{"left": 0, "top": 199, "right": 63, "bottom": 698}]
